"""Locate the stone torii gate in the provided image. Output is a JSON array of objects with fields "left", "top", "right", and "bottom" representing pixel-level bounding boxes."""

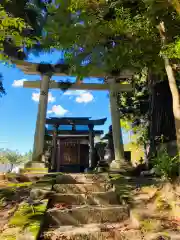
[{"left": 14, "top": 60, "right": 133, "bottom": 171}]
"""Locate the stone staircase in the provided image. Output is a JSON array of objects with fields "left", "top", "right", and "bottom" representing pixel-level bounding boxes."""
[{"left": 40, "top": 173, "right": 129, "bottom": 240}]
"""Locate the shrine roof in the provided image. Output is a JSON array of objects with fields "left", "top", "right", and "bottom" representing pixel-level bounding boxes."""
[
  {"left": 47, "top": 125, "right": 89, "bottom": 131},
  {"left": 46, "top": 130, "right": 104, "bottom": 136},
  {"left": 46, "top": 117, "right": 107, "bottom": 126}
]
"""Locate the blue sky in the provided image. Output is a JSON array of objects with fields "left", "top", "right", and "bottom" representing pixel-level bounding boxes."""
[{"left": 0, "top": 51, "right": 130, "bottom": 153}]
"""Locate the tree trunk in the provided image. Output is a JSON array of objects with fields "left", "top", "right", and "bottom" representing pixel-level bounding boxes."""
[
  {"left": 159, "top": 21, "right": 180, "bottom": 157},
  {"left": 144, "top": 142, "right": 149, "bottom": 168},
  {"left": 147, "top": 69, "right": 160, "bottom": 167},
  {"left": 164, "top": 57, "right": 180, "bottom": 155}
]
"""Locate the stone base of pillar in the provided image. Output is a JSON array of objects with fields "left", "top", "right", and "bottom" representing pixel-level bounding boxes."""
[
  {"left": 109, "top": 160, "right": 131, "bottom": 173},
  {"left": 96, "top": 166, "right": 109, "bottom": 173},
  {"left": 24, "top": 161, "right": 48, "bottom": 174},
  {"left": 25, "top": 161, "right": 46, "bottom": 168},
  {"left": 110, "top": 160, "right": 122, "bottom": 171},
  {"left": 84, "top": 167, "right": 94, "bottom": 173},
  {"left": 95, "top": 159, "right": 109, "bottom": 173}
]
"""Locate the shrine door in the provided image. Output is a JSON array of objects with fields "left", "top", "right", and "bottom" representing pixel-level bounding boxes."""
[{"left": 58, "top": 139, "right": 80, "bottom": 172}]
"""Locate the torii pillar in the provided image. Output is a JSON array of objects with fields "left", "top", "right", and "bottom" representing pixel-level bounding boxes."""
[
  {"left": 108, "top": 78, "right": 125, "bottom": 170},
  {"left": 26, "top": 66, "right": 52, "bottom": 169}
]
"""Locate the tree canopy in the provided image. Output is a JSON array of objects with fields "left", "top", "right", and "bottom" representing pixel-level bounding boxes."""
[
  {"left": 40, "top": 0, "right": 180, "bottom": 157},
  {"left": 2, "top": 0, "right": 180, "bottom": 163},
  {"left": 42, "top": 1, "right": 179, "bottom": 74},
  {"left": 0, "top": 0, "right": 49, "bottom": 96},
  {"left": 0, "top": 149, "right": 32, "bottom": 171},
  {"left": 0, "top": 0, "right": 49, "bottom": 60}
]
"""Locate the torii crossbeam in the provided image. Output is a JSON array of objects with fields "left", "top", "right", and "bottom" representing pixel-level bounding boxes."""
[
  {"left": 23, "top": 81, "right": 132, "bottom": 91},
  {"left": 14, "top": 60, "right": 134, "bottom": 171}
]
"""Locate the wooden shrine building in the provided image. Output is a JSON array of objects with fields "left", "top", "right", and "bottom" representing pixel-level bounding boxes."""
[{"left": 45, "top": 117, "right": 106, "bottom": 172}]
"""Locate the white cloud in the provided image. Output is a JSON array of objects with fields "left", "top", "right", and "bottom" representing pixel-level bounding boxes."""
[
  {"left": 47, "top": 105, "right": 68, "bottom": 116},
  {"left": 32, "top": 91, "right": 56, "bottom": 103},
  {"left": 64, "top": 90, "right": 86, "bottom": 96},
  {"left": 12, "top": 79, "right": 27, "bottom": 87},
  {"left": 76, "top": 92, "right": 94, "bottom": 103},
  {"left": 32, "top": 92, "right": 40, "bottom": 102},
  {"left": 64, "top": 90, "right": 94, "bottom": 103},
  {"left": 48, "top": 92, "right": 56, "bottom": 103}
]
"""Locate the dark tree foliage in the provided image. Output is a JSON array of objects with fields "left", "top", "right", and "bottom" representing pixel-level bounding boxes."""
[
  {"left": 0, "top": 74, "right": 5, "bottom": 97},
  {"left": 101, "top": 0, "right": 180, "bottom": 159},
  {"left": 118, "top": 72, "right": 178, "bottom": 162},
  {"left": 0, "top": 0, "right": 51, "bottom": 96},
  {"left": 1, "top": 0, "right": 50, "bottom": 60}
]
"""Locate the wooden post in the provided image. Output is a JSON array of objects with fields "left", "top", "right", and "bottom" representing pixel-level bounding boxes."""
[
  {"left": 89, "top": 125, "right": 95, "bottom": 168},
  {"left": 56, "top": 140, "right": 61, "bottom": 172},
  {"left": 78, "top": 140, "right": 81, "bottom": 171},
  {"left": 51, "top": 124, "right": 58, "bottom": 171},
  {"left": 109, "top": 80, "right": 125, "bottom": 170},
  {"left": 55, "top": 139, "right": 59, "bottom": 172},
  {"left": 32, "top": 74, "right": 51, "bottom": 164}
]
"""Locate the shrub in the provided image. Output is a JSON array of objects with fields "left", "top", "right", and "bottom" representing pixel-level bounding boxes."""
[{"left": 152, "top": 146, "right": 179, "bottom": 180}]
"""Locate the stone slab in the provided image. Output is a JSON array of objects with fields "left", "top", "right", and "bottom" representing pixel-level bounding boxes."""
[
  {"left": 53, "top": 183, "right": 113, "bottom": 194},
  {"left": 50, "top": 191, "right": 119, "bottom": 206},
  {"left": 56, "top": 173, "right": 110, "bottom": 184},
  {"left": 41, "top": 224, "right": 142, "bottom": 240},
  {"left": 46, "top": 205, "right": 129, "bottom": 226}
]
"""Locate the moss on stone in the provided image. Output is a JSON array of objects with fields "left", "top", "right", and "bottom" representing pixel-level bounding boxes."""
[
  {"left": 1, "top": 200, "right": 48, "bottom": 240},
  {"left": 140, "top": 218, "right": 160, "bottom": 233},
  {"left": 4, "top": 200, "right": 48, "bottom": 240},
  {"left": 7, "top": 182, "right": 32, "bottom": 188},
  {"left": 156, "top": 197, "right": 172, "bottom": 211},
  {"left": 0, "top": 182, "right": 32, "bottom": 207},
  {"left": 2, "top": 236, "right": 16, "bottom": 240},
  {"left": 141, "top": 185, "right": 156, "bottom": 193},
  {"left": 24, "top": 168, "right": 48, "bottom": 171},
  {"left": 0, "top": 175, "right": 54, "bottom": 239},
  {"left": 9, "top": 200, "right": 48, "bottom": 227}
]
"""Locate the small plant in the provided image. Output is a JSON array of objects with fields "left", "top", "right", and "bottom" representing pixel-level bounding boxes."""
[
  {"left": 152, "top": 146, "right": 179, "bottom": 180},
  {"left": 0, "top": 197, "right": 6, "bottom": 209}
]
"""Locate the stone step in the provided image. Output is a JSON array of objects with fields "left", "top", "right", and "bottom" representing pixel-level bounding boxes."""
[
  {"left": 111, "top": 175, "right": 161, "bottom": 187},
  {"left": 56, "top": 173, "right": 110, "bottom": 184},
  {"left": 50, "top": 191, "right": 119, "bottom": 206},
  {"left": 46, "top": 205, "right": 129, "bottom": 226},
  {"left": 130, "top": 207, "right": 176, "bottom": 230},
  {"left": 53, "top": 183, "right": 113, "bottom": 193},
  {"left": 144, "top": 231, "right": 180, "bottom": 240},
  {"left": 41, "top": 226, "right": 180, "bottom": 240},
  {"left": 41, "top": 224, "right": 142, "bottom": 240}
]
